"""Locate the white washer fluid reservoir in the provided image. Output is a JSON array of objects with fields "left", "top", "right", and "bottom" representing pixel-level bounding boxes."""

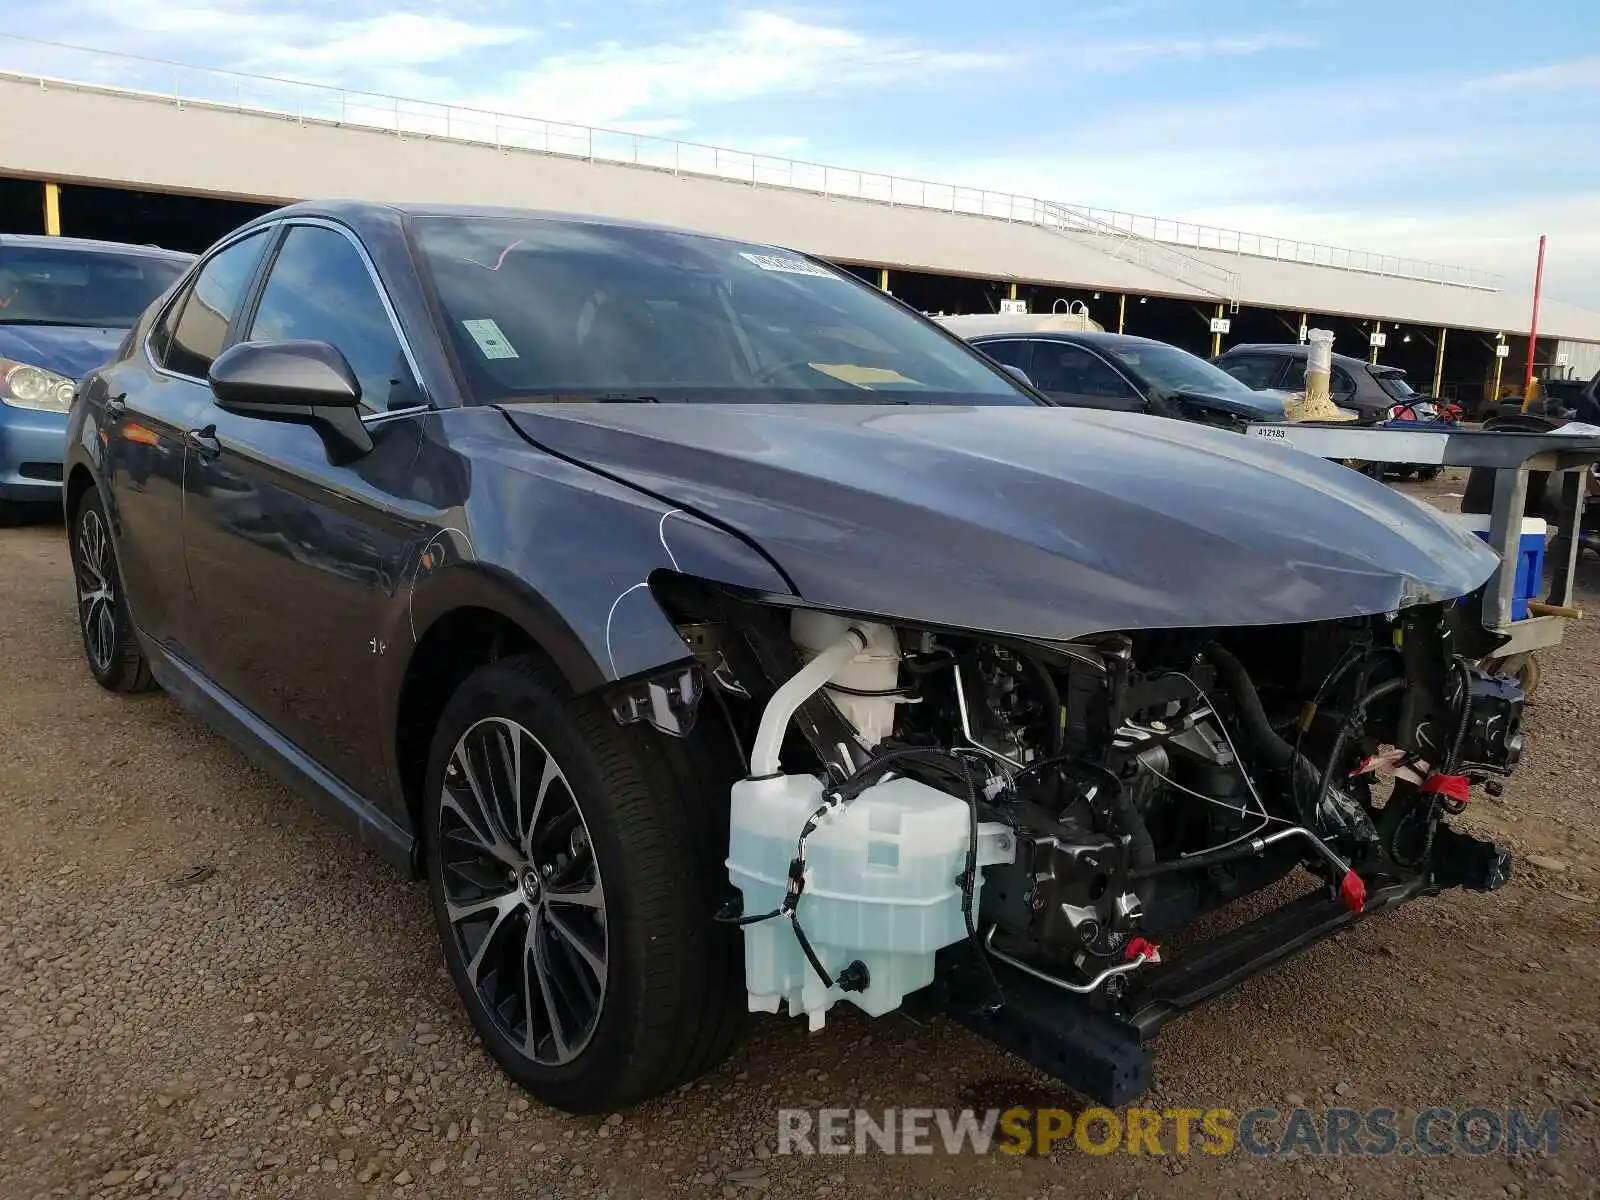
[{"left": 727, "top": 771, "right": 1014, "bottom": 1031}]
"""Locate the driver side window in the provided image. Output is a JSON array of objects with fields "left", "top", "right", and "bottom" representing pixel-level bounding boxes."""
[{"left": 246, "top": 225, "right": 423, "bottom": 414}]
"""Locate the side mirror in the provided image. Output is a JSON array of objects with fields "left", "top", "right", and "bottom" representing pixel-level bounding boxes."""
[
  {"left": 208, "top": 340, "right": 372, "bottom": 461},
  {"left": 1001, "top": 364, "right": 1034, "bottom": 387}
]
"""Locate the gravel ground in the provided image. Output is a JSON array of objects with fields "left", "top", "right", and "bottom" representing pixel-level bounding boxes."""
[{"left": 2, "top": 471, "right": 1598, "bottom": 1200}]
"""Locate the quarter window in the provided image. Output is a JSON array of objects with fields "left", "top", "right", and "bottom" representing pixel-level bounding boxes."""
[
  {"left": 159, "top": 231, "right": 268, "bottom": 378},
  {"left": 246, "top": 225, "right": 422, "bottom": 413}
]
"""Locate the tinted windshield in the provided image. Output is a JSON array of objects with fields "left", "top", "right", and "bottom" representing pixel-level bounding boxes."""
[
  {"left": 411, "top": 216, "right": 1034, "bottom": 405},
  {"left": 1104, "top": 342, "right": 1264, "bottom": 401},
  {"left": 1374, "top": 370, "right": 1418, "bottom": 400},
  {"left": 0, "top": 246, "right": 188, "bottom": 328}
]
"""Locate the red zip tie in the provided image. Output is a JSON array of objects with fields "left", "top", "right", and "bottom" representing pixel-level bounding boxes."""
[
  {"left": 1340, "top": 870, "right": 1366, "bottom": 913},
  {"left": 1125, "top": 937, "right": 1161, "bottom": 964},
  {"left": 1421, "top": 773, "right": 1472, "bottom": 804}
]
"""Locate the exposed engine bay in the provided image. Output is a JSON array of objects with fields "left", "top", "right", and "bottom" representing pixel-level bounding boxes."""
[{"left": 644, "top": 585, "right": 1525, "bottom": 1104}]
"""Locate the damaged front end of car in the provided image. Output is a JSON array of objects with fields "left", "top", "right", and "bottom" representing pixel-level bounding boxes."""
[{"left": 639, "top": 576, "right": 1524, "bottom": 1105}]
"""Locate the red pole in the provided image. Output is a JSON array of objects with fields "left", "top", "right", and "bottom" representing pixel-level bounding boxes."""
[{"left": 1524, "top": 234, "right": 1546, "bottom": 397}]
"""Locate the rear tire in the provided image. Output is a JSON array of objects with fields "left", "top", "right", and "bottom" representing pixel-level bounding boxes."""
[
  {"left": 69, "top": 490, "right": 155, "bottom": 693},
  {"left": 423, "top": 654, "right": 744, "bottom": 1113}
]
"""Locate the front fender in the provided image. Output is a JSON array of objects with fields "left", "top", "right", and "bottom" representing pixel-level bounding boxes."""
[{"left": 380, "top": 409, "right": 796, "bottom": 700}]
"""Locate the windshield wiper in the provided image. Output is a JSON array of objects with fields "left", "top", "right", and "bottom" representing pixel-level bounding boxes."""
[{"left": 509, "top": 391, "right": 660, "bottom": 403}]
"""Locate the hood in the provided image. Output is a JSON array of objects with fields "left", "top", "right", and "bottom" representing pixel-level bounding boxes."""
[
  {"left": 500, "top": 403, "right": 1499, "bottom": 642},
  {"left": 1172, "top": 386, "right": 1287, "bottom": 421},
  {"left": 0, "top": 324, "right": 125, "bottom": 380}
]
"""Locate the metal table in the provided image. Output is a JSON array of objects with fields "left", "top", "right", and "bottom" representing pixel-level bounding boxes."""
[{"left": 1242, "top": 421, "right": 1600, "bottom": 666}]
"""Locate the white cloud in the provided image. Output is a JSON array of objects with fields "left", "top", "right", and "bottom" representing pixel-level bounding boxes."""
[
  {"left": 54, "top": 0, "right": 528, "bottom": 78},
  {"left": 287, "top": 13, "right": 525, "bottom": 70},
  {"left": 1466, "top": 56, "right": 1600, "bottom": 94},
  {"left": 1085, "top": 30, "right": 1317, "bottom": 70},
  {"left": 458, "top": 10, "right": 1012, "bottom": 130}
]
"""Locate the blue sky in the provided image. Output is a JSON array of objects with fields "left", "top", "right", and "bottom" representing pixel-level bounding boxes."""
[{"left": 6, "top": 0, "right": 1599, "bottom": 304}]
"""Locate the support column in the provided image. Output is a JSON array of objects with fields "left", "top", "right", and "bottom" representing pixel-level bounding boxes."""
[
  {"left": 1211, "top": 302, "right": 1224, "bottom": 357},
  {"left": 44, "top": 182, "right": 61, "bottom": 236},
  {"left": 1432, "top": 327, "right": 1448, "bottom": 398},
  {"left": 1008, "top": 281, "right": 1018, "bottom": 302},
  {"left": 1299, "top": 313, "right": 1307, "bottom": 343},
  {"left": 878, "top": 268, "right": 889, "bottom": 292},
  {"left": 1370, "top": 321, "right": 1382, "bottom": 365},
  {"left": 1117, "top": 294, "right": 1127, "bottom": 334},
  {"left": 1491, "top": 335, "right": 1506, "bottom": 404}
]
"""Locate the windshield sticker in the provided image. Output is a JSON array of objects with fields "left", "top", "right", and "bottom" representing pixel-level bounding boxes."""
[
  {"left": 739, "top": 252, "right": 838, "bottom": 279},
  {"left": 462, "top": 318, "right": 519, "bottom": 360},
  {"left": 806, "top": 363, "right": 922, "bottom": 388}
]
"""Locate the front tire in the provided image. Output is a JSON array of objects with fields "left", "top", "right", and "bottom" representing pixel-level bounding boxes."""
[
  {"left": 69, "top": 490, "right": 155, "bottom": 693},
  {"left": 423, "top": 655, "right": 743, "bottom": 1113}
]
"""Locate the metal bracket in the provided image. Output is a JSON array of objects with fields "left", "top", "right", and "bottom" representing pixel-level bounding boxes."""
[{"left": 610, "top": 665, "right": 704, "bottom": 737}]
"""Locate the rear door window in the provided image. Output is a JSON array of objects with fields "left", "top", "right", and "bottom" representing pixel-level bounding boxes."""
[
  {"left": 975, "top": 339, "right": 1033, "bottom": 376},
  {"left": 1217, "top": 354, "right": 1283, "bottom": 389},
  {"left": 1031, "top": 343, "right": 1139, "bottom": 399}
]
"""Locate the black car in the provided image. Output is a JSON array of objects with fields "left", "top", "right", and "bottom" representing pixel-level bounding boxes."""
[
  {"left": 66, "top": 201, "right": 1526, "bottom": 1115},
  {"left": 960, "top": 326, "right": 1288, "bottom": 427},
  {"left": 1215, "top": 342, "right": 1429, "bottom": 423}
]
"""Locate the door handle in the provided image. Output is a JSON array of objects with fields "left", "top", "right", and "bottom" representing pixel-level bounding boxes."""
[
  {"left": 104, "top": 393, "right": 127, "bottom": 421},
  {"left": 186, "top": 425, "right": 222, "bottom": 459}
]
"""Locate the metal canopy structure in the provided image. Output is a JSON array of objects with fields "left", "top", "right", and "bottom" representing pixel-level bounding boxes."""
[{"left": 1, "top": 34, "right": 1599, "bottom": 346}]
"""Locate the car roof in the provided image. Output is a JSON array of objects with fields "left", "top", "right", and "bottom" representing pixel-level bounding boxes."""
[
  {"left": 1220, "top": 342, "right": 1398, "bottom": 373},
  {"left": 0, "top": 233, "right": 194, "bottom": 262},
  {"left": 243, "top": 199, "right": 769, "bottom": 249},
  {"left": 969, "top": 329, "right": 1175, "bottom": 353}
]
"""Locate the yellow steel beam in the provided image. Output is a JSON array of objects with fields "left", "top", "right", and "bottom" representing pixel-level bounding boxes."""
[
  {"left": 1008, "top": 281, "right": 1018, "bottom": 302},
  {"left": 1370, "top": 321, "right": 1381, "bottom": 365},
  {"left": 878, "top": 268, "right": 889, "bottom": 292},
  {"left": 1211, "top": 302, "right": 1224, "bottom": 357},
  {"left": 44, "top": 182, "right": 61, "bottom": 236},
  {"left": 1118, "top": 294, "right": 1126, "bottom": 334},
  {"left": 1491, "top": 337, "right": 1505, "bottom": 404},
  {"left": 1432, "top": 327, "right": 1447, "bottom": 397}
]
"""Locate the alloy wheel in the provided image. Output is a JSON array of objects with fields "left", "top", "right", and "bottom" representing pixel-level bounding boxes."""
[
  {"left": 437, "top": 717, "right": 608, "bottom": 1066},
  {"left": 74, "top": 507, "right": 118, "bottom": 675}
]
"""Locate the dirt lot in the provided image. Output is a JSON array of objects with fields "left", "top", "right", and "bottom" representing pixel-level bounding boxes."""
[{"left": 3, "top": 471, "right": 1598, "bottom": 1200}]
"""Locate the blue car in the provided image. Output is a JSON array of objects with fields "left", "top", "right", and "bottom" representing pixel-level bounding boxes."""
[{"left": 1, "top": 235, "right": 193, "bottom": 518}]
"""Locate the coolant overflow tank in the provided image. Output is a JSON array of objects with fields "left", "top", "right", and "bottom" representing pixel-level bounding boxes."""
[{"left": 727, "top": 772, "right": 1014, "bottom": 1031}]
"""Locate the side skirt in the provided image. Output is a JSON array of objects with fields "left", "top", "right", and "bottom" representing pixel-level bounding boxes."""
[{"left": 141, "top": 635, "right": 416, "bottom": 872}]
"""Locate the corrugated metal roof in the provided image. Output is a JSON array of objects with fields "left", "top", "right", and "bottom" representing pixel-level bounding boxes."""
[{"left": 4, "top": 71, "right": 1598, "bottom": 343}]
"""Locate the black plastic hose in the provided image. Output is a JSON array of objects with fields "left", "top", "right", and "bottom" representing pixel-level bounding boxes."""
[
  {"left": 1204, "top": 644, "right": 1299, "bottom": 770},
  {"left": 1112, "top": 782, "right": 1157, "bottom": 869},
  {"left": 1204, "top": 643, "right": 1324, "bottom": 823}
]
